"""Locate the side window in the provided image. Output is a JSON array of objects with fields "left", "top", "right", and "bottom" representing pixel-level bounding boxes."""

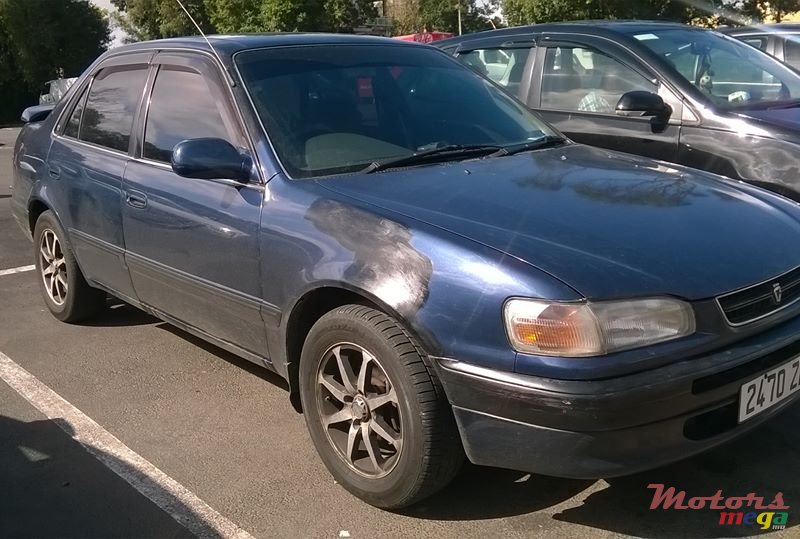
[
  {"left": 540, "top": 46, "right": 655, "bottom": 114},
  {"left": 143, "top": 66, "right": 236, "bottom": 163},
  {"left": 742, "top": 36, "right": 768, "bottom": 51},
  {"left": 63, "top": 85, "right": 89, "bottom": 139},
  {"left": 785, "top": 38, "right": 800, "bottom": 68},
  {"left": 457, "top": 47, "right": 532, "bottom": 98},
  {"left": 80, "top": 66, "right": 148, "bottom": 153}
]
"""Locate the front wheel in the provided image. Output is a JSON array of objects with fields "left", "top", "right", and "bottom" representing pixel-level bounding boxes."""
[
  {"left": 299, "top": 305, "right": 463, "bottom": 509},
  {"left": 33, "top": 210, "right": 105, "bottom": 322}
]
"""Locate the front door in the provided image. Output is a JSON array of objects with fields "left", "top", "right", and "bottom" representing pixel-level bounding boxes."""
[
  {"left": 121, "top": 53, "right": 267, "bottom": 357},
  {"left": 533, "top": 39, "right": 681, "bottom": 163}
]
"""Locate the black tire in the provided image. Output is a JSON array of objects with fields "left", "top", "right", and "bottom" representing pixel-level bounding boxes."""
[
  {"left": 33, "top": 210, "right": 105, "bottom": 322},
  {"left": 299, "top": 304, "right": 464, "bottom": 509}
]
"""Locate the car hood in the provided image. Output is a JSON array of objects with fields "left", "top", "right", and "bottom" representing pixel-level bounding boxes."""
[{"left": 316, "top": 144, "right": 800, "bottom": 300}]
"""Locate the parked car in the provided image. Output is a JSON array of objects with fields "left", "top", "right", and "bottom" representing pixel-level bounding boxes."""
[
  {"left": 437, "top": 21, "right": 800, "bottom": 200},
  {"left": 12, "top": 34, "right": 800, "bottom": 508},
  {"left": 720, "top": 23, "right": 800, "bottom": 70}
]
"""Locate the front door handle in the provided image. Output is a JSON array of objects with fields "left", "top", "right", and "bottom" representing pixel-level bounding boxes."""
[
  {"left": 48, "top": 166, "right": 61, "bottom": 179},
  {"left": 125, "top": 190, "right": 148, "bottom": 209}
]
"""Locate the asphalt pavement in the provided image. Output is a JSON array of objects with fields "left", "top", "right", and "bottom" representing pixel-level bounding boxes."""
[{"left": 1, "top": 125, "right": 799, "bottom": 538}]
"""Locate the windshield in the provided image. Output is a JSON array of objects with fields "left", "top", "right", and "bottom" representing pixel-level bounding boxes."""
[
  {"left": 235, "top": 44, "right": 558, "bottom": 178},
  {"left": 630, "top": 28, "right": 800, "bottom": 110}
]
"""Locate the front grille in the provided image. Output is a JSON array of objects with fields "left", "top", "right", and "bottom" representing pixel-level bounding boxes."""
[{"left": 717, "top": 265, "right": 800, "bottom": 325}]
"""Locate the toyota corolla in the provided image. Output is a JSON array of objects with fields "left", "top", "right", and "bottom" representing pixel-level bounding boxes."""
[{"left": 11, "top": 34, "right": 800, "bottom": 508}]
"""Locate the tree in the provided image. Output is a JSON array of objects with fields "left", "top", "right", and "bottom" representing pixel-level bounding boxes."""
[
  {"left": 324, "top": 0, "right": 378, "bottom": 32},
  {"left": 0, "top": 0, "right": 109, "bottom": 123},
  {"left": 501, "top": 0, "right": 724, "bottom": 25},
  {"left": 0, "top": 0, "right": 109, "bottom": 87},
  {"left": 735, "top": 0, "right": 800, "bottom": 23},
  {"left": 110, "top": 0, "right": 213, "bottom": 41},
  {"left": 395, "top": 0, "right": 499, "bottom": 35}
]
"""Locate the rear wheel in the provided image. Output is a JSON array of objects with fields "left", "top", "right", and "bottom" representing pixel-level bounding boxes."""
[
  {"left": 299, "top": 304, "right": 463, "bottom": 509},
  {"left": 33, "top": 211, "right": 104, "bottom": 322}
]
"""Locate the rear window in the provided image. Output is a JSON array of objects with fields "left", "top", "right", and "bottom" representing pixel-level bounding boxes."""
[{"left": 79, "top": 66, "right": 148, "bottom": 153}]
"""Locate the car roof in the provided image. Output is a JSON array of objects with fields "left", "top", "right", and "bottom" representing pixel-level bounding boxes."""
[
  {"left": 112, "top": 33, "right": 417, "bottom": 58},
  {"left": 719, "top": 23, "right": 800, "bottom": 35},
  {"left": 435, "top": 20, "right": 709, "bottom": 48}
]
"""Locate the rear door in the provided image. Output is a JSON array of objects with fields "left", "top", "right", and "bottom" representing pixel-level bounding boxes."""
[
  {"left": 121, "top": 52, "right": 268, "bottom": 358},
  {"left": 47, "top": 54, "right": 151, "bottom": 300},
  {"left": 531, "top": 34, "right": 682, "bottom": 162}
]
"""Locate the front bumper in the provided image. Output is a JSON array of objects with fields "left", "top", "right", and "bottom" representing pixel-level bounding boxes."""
[{"left": 433, "top": 317, "right": 800, "bottom": 479}]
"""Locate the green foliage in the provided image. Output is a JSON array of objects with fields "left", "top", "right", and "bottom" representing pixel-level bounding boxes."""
[
  {"left": 395, "top": 0, "right": 500, "bottom": 34},
  {"left": 736, "top": 0, "right": 800, "bottom": 22},
  {"left": 0, "top": 0, "right": 109, "bottom": 123},
  {"left": 111, "top": 0, "right": 213, "bottom": 41},
  {"left": 115, "top": 0, "right": 377, "bottom": 37},
  {"left": 500, "top": 0, "right": 791, "bottom": 25}
]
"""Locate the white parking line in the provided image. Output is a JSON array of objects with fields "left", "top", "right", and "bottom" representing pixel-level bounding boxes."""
[
  {"left": 0, "top": 350, "right": 255, "bottom": 539},
  {"left": 0, "top": 265, "right": 35, "bottom": 276}
]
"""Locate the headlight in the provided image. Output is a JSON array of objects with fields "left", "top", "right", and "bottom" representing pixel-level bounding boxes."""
[{"left": 503, "top": 297, "right": 695, "bottom": 357}]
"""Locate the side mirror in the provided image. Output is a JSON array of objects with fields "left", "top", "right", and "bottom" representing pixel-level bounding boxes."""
[
  {"left": 21, "top": 104, "right": 54, "bottom": 123},
  {"left": 171, "top": 138, "right": 251, "bottom": 182},
  {"left": 615, "top": 91, "right": 671, "bottom": 119}
]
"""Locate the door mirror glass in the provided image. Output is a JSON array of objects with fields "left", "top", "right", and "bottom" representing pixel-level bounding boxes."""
[
  {"left": 21, "top": 104, "right": 54, "bottom": 123},
  {"left": 615, "top": 91, "right": 671, "bottom": 118},
  {"left": 171, "top": 138, "right": 251, "bottom": 182}
]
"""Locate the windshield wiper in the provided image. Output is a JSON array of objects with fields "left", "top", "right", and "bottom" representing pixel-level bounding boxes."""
[
  {"left": 362, "top": 144, "right": 502, "bottom": 173},
  {"left": 487, "top": 135, "right": 568, "bottom": 158}
]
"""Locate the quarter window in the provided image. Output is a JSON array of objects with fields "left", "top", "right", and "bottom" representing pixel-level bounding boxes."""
[
  {"left": 63, "top": 86, "right": 88, "bottom": 139},
  {"left": 785, "top": 38, "right": 800, "bottom": 67},
  {"left": 457, "top": 47, "right": 531, "bottom": 98},
  {"left": 143, "top": 66, "right": 235, "bottom": 163},
  {"left": 540, "top": 46, "right": 654, "bottom": 114},
  {"left": 79, "top": 66, "right": 148, "bottom": 153},
  {"left": 742, "top": 36, "right": 768, "bottom": 51}
]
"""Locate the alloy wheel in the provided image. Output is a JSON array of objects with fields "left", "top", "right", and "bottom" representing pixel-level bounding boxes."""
[
  {"left": 39, "top": 229, "right": 68, "bottom": 306},
  {"left": 316, "top": 342, "right": 403, "bottom": 478}
]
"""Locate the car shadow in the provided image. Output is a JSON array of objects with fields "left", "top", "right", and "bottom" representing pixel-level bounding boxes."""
[
  {"left": 156, "top": 322, "right": 290, "bottom": 392},
  {"left": 402, "top": 463, "right": 593, "bottom": 520},
  {"left": 551, "top": 404, "right": 799, "bottom": 537},
  {"left": 0, "top": 414, "right": 198, "bottom": 538},
  {"left": 76, "top": 299, "right": 159, "bottom": 327},
  {"left": 402, "top": 403, "right": 798, "bottom": 536}
]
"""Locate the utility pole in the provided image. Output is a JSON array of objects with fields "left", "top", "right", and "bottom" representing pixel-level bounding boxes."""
[{"left": 457, "top": 2, "right": 462, "bottom": 35}]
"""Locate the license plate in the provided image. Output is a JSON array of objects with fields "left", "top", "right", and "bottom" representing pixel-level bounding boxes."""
[{"left": 739, "top": 356, "right": 800, "bottom": 422}]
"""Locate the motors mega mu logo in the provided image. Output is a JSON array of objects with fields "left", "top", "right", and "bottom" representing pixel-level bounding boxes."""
[{"left": 647, "top": 484, "right": 790, "bottom": 530}]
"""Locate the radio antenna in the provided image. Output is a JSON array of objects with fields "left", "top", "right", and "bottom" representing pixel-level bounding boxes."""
[{"left": 174, "top": 0, "right": 235, "bottom": 86}]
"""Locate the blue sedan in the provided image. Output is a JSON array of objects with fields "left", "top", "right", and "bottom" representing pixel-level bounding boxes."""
[{"left": 11, "top": 34, "right": 800, "bottom": 508}]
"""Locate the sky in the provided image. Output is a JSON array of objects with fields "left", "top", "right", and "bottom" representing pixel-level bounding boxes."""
[{"left": 89, "top": 0, "right": 126, "bottom": 47}]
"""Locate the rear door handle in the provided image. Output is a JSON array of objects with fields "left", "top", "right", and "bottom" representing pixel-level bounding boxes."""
[
  {"left": 125, "top": 190, "right": 148, "bottom": 209},
  {"left": 48, "top": 166, "right": 61, "bottom": 179}
]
